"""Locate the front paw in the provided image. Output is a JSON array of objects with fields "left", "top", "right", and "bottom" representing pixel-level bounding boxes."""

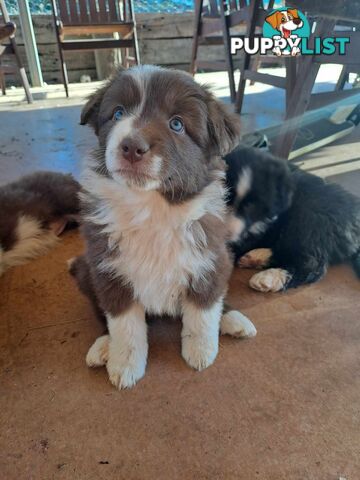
[
  {"left": 86, "top": 334, "right": 109, "bottom": 367},
  {"left": 237, "top": 248, "right": 272, "bottom": 269},
  {"left": 106, "top": 346, "right": 147, "bottom": 389},
  {"left": 249, "top": 268, "right": 291, "bottom": 292},
  {"left": 181, "top": 332, "right": 218, "bottom": 371},
  {"left": 220, "top": 311, "right": 257, "bottom": 338}
]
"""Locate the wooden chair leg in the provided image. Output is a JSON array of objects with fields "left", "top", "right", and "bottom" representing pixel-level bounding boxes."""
[
  {"left": 19, "top": 67, "right": 33, "bottom": 103},
  {"left": 51, "top": 2, "right": 69, "bottom": 96},
  {"left": 285, "top": 56, "right": 297, "bottom": 113},
  {"left": 219, "top": 0, "right": 236, "bottom": 102},
  {"left": 58, "top": 45, "right": 69, "bottom": 97},
  {"left": 271, "top": 59, "right": 320, "bottom": 158},
  {"left": 128, "top": 0, "right": 140, "bottom": 65},
  {"left": 249, "top": 55, "right": 261, "bottom": 85},
  {"left": 190, "top": 0, "right": 203, "bottom": 76},
  {"left": 335, "top": 65, "right": 348, "bottom": 91},
  {"left": 271, "top": 19, "right": 335, "bottom": 159},
  {"left": 0, "top": 71, "right": 6, "bottom": 95},
  {"left": 120, "top": 48, "right": 126, "bottom": 67},
  {"left": 9, "top": 37, "right": 33, "bottom": 103},
  {"left": 235, "top": 0, "right": 262, "bottom": 113},
  {"left": 235, "top": 61, "right": 248, "bottom": 113},
  {"left": 133, "top": 39, "right": 140, "bottom": 66}
]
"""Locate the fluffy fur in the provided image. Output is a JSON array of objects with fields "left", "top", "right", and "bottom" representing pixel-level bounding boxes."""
[
  {"left": 0, "top": 171, "right": 81, "bottom": 275},
  {"left": 226, "top": 145, "right": 360, "bottom": 291},
  {"left": 72, "top": 65, "right": 256, "bottom": 389}
]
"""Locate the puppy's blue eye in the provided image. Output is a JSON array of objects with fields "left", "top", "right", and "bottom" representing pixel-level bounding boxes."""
[
  {"left": 113, "top": 106, "right": 125, "bottom": 121},
  {"left": 169, "top": 117, "right": 184, "bottom": 133}
]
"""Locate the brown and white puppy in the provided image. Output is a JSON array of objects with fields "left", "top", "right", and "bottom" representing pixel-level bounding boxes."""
[
  {"left": 0, "top": 171, "right": 80, "bottom": 276},
  {"left": 75, "top": 65, "right": 256, "bottom": 389}
]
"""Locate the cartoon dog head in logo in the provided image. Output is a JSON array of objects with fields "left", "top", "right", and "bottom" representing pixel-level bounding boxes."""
[{"left": 265, "top": 8, "right": 303, "bottom": 39}]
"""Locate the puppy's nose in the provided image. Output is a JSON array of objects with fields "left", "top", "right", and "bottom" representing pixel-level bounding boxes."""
[
  {"left": 120, "top": 137, "right": 149, "bottom": 163},
  {"left": 293, "top": 18, "right": 301, "bottom": 25}
]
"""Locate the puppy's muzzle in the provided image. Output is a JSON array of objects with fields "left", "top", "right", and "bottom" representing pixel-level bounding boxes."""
[{"left": 120, "top": 136, "right": 150, "bottom": 164}]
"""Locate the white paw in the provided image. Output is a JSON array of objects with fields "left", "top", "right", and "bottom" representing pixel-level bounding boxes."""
[
  {"left": 181, "top": 333, "right": 218, "bottom": 371},
  {"left": 220, "top": 310, "right": 257, "bottom": 338},
  {"left": 86, "top": 334, "right": 109, "bottom": 367},
  {"left": 106, "top": 344, "right": 147, "bottom": 389},
  {"left": 237, "top": 248, "right": 272, "bottom": 269},
  {"left": 249, "top": 268, "right": 291, "bottom": 292}
]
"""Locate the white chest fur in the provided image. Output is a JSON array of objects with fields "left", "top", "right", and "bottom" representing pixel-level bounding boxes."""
[{"left": 83, "top": 173, "right": 226, "bottom": 315}]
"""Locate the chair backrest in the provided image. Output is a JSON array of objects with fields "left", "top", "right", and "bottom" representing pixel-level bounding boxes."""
[
  {"left": 201, "top": 0, "right": 275, "bottom": 18},
  {"left": 285, "top": 0, "right": 360, "bottom": 21},
  {"left": 54, "top": 0, "right": 134, "bottom": 25},
  {"left": 0, "top": 0, "right": 11, "bottom": 23},
  {"left": 202, "top": 0, "right": 243, "bottom": 17}
]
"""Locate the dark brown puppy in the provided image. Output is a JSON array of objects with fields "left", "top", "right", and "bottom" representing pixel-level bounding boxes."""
[
  {"left": 0, "top": 171, "right": 80, "bottom": 275},
  {"left": 72, "top": 65, "right": 257, "bottom": 389}
]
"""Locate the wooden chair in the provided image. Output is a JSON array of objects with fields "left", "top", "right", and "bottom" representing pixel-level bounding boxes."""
[
  {"left": 0, "top": 0, "right": 33, "bottom": 103},
  {"left": 270, "top": 0, "right": 360, "bottom": 158},
  {"left": 271, "top": 21, "right": 360, "bottom": 158},
  {"left": 51, "top": 0, "right": 140, "bottom": 97},
  {"left": 190, "top": 0, "right": 275, "bottom": 102},
  {"left": 234, "top": 0, "right": 297, "bottom": 114}
]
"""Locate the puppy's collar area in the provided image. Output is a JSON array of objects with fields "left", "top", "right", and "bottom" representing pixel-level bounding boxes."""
[{"left": 82, "top": 167, "right": 226, "bottom": 227}]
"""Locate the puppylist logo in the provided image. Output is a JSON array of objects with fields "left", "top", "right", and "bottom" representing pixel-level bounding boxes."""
[{"left": 231, "top": 7, "right": 350, "bottom": 57}]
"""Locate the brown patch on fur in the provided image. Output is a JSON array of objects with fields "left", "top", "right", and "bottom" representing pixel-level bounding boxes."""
[
  {"left": 0, "top": 171, "right": 81, "bottom": 251},
  {"left": 80, "top": 221, "right": 134, "bottom": 317},
  {"left": 69, "top": 255, "right": 107, "bottom": 326},
  {"left": 187, "top": 214, "right": 233, "bottom": 308}
]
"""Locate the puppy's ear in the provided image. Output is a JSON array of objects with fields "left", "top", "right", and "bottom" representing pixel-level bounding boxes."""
[
  {"left": 206, "top": 94, "right": 241, "bottom": 156},
  {"left": 266, "top": 159, "right": 294, "bottom": 216},
  {"left": 80, "top": 82, "right": 109, "bottom": 134},
  {"left": 288, "top": 8, "right": 299, "bottom": 19},
  {"left": 265, "top": 11, "right": 280, "bottom": 30}
]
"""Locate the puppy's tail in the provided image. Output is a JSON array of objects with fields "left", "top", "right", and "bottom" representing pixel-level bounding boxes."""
[
  {"left": 0, "top": 171, "right": 81, "bottom": 276},
  {"left": 351, "top": 251, "right": 360, "bottom": 278}
]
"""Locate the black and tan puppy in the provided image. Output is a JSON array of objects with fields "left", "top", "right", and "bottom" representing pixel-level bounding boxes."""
[
  {"left": 0, "top": 171, "right": 80, "bottom": 276},
  {"left": 71, "top": 66, "right": 256, "bottom": 390},
  {"left": 226, "top": 145, "right": 360, "bottom": 292}
]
